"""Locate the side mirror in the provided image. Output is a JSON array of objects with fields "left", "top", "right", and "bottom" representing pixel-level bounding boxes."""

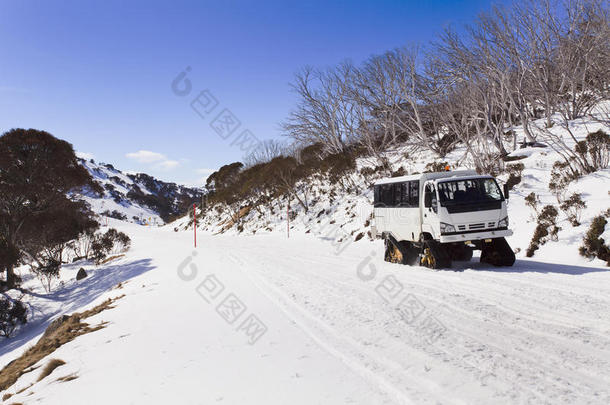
[
  {"left": 424, "top": 192, "right": 432, "bottom": 208},
  {"left": 503, "top": 183, "right": 509, "bottom": 200}
]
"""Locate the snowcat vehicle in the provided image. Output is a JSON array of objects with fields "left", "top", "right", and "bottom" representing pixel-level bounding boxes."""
[{"left": 371, "top": 170, "right": 516, "bottom": 268}]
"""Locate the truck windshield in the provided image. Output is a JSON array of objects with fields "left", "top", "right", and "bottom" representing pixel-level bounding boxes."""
[{"left": 437, "top": 178, "right": 503, "bottom": 205}]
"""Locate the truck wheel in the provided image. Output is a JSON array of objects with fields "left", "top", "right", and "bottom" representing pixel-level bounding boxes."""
[
  {"left": 480, "top": 237, "right": 516, "bottom": 266},
  {"left": 420, "top": 240, "right": 451, "bottom": 269}
]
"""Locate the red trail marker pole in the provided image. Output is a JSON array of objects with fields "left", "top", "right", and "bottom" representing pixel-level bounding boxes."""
[
  {"left": 287, "top": 203, "right": 289, "bottom": 239},
  {"left": 193, "top": 203, "right": 197, "bottom": 248}
]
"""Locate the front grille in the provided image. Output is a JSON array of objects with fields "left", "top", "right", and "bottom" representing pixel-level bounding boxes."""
[
  {"left": 469, "top": 223, "right": 485, "bottom": 230},
  {"left": 488, "top": 222, "right": 495, "bottom": 227}
]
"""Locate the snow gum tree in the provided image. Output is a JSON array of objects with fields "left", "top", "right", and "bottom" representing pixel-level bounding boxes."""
[{"left": 0, "top": 129, "right": 98, "bottom": 290}]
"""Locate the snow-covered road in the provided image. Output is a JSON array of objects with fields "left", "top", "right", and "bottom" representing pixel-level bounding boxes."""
[{"left": 3, "top": 223, "right": 610, "bottom": 404}]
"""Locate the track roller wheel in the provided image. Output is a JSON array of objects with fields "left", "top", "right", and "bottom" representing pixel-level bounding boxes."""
[
  {"left": 384, "top": 237, "right": 419, "bottom": 265},
  {"left": 480, "top": 237, "right": 516, "bottom": 266},
  {"left": 419, "top": 240, "right": 451, "bottom": 269}
]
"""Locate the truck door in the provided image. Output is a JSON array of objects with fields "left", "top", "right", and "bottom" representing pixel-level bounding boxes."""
[{"left": 421, "top": 181, "right": 439, "bottom": 239}]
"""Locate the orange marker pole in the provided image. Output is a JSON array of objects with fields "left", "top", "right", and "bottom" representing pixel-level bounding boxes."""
[{"left": 193, "top": 203, "right": 197, "bottom": 248}]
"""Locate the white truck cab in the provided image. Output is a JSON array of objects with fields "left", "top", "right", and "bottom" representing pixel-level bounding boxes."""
[{"left": 371, "top": 170, "right": 515, "bottom": 268}]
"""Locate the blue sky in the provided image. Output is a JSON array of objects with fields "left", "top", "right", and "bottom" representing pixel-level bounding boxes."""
[{"left": 0, "top": 0, "right": 497, "bottom": 186}]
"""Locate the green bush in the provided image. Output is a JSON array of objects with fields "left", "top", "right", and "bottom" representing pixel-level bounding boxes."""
[
  {"left": 525, "top": 192, "right": 539, "bottom": 215},
  {"left": 526, "top": 205, "right": 561, "bottom": 257},
  {"left": 506, "top": 163, "right": 525, "bottom": 190},
  {"left": 549, "top": 161, "right": 579, "bottom": 199},
  {"left": 0, "top": 297, "right": 27, "bottom": 338},
  {"left": 91, "top": 228, "right": 131, "bottom": 264},
  {"left": 575, "top": 130, "right": 610, "bottom": 173},
  {"left": 579, "top": 215, "right": 610, "bottom": 265},
  {"left": 559, "top": 193, "right": 587, "bottom": 226}
]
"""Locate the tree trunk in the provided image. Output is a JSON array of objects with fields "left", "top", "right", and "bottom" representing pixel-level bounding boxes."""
[{"left": 5, "top": 264, "right": 16, "bottom": 289}]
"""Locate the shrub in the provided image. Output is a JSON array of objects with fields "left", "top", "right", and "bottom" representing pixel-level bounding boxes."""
[
  {"left": 91, "top": 228, "right": 131, "bottom": 264},
  {"left": 575, "top": 130, "right": 610, "bottom": 173},
  {"left": 586, "top": 130, "right": 610, "bottom": 170},
  {"left": 391, "top": 166, "right": 407, "bottom": 177},
  {"left": 436, "top": 133, "right": 459, "bottom": 157},
  {"left": 0, "top": 297, "right": 27, "bottom": 338},
  {"left": 321, "top": 152, "right": 357, "bottom": 190},
  {"left": 360, "top": 167, "right": 376, "bottom": 178},
  {"left": 503, "top": 154, "right": 527, "bottom": 162},
  {"left": 559, "top": 193, "right": 587, "bottom": 226},
  {"left": 549, "top": 161, "right": 579, "bottom": 200},
  {"left": 424, "top": 161, "right": 449, "bottom": 173},
  {"left": 525, "top": 192, "right": 539, "bottom": 215},
  {"left": 475, "top": 153, "right": 504, "bottom": 176},
  {"left": 102, "top": 210, "right": 127, "bottom": 221},
  {"left": 32, "top": 258, "right": 61, "bottom": 293},
  {"left": 506, "top": 163, "right": 524, "bottom": 190},
  {"left": 579, "top": 215, "right": 610, "bottom": 265},
  {"left": 526, "top": 205, "right": 561, "bottom": 257}
]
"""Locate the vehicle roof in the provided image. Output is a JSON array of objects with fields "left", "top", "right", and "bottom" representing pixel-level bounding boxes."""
[{"left": 373, "top": 170, "right": 490, "bottom": 185}]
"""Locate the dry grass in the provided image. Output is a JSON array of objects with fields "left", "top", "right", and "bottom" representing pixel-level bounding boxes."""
[
  {"left": 97, "top": 254, "right": 125, "bottom": 265},
  {"left": 14, "top": 384, "right": 32, "bottom": 395},
  {"left": 21, "top": 365, "right": 41, "bottom": 375},
  {"left": 2, "top": 392, "right": 13, "bottom": 401},
  {"left": 56, "top": 373, "right": 78, "bottom": 383},
  {"left": 37, "top": 359, "right": 66, "bottom": 382},
  {"left": 0, "top": 295, "right": 124, "bottom": 392},
  {"left": 221, "top": 206, "right": 252, "bottom": 233}
]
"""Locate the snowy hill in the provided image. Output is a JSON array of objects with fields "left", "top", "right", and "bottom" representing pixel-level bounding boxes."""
[
  {"left": 182, "top": 113, "right": 610, "bottom": 269},
  {"left": 78, "top": 159, "right": 203, "bottom": 225}
]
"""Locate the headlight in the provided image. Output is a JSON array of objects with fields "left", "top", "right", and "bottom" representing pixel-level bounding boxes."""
[
  {"left": 440, "top": 222, "right": 456, "bottom": 233},
  {"left": 498, "top": 216, "right": 509, "bottom": 227}
]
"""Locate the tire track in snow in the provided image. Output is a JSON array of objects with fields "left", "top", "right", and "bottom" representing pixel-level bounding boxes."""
[
  {"left": 226, "top": 252, "right": 467, "bottom": 405},
  {"left": 227, "top": 241, "right": 610, "bottom": 404},
  {"left": 226, "top": 251, "right": 529, "bottom": 404}
]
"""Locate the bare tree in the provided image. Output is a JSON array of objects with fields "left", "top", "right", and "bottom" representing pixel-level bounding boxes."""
[
  {"left": 243, "top": 139, "right": 287, "bottom": 167},
  {"left": 282, "top": 64, "right": 359, "bottom": 154}
]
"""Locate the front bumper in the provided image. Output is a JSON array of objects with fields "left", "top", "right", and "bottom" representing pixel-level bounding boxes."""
[{"left": 439, "top": 228, "right": 513, "bottom": 243}]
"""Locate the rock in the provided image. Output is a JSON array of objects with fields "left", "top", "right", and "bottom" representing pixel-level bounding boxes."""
[
  {"left": 76, "top": 268, "right": 87, "bottom": 281},
  {"left": 40, "top": 315, "right": 70, "bottom": 341}
]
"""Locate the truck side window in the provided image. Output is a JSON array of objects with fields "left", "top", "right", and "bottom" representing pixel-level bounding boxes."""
[
  {"left": 373, "top": 185, "right": 380, "bottom": 207},
  {"left": 425, "top": 183, "right": 438, "bottom": 213},
  {"left": 392, "top": 183, "right": 402, "bottom": 206},
  {"left": 410, "top": 181, "right": 419, "bottom": 207},
  {"left": 380, "top": 184, "right": 393, "bottom": 207},
  {"left": 401, "top": 182, "right": 410, "bottom": 207}
]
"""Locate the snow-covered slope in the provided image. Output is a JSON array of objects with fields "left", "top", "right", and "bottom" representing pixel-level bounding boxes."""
[
  {"left": 78, "top": 159, "right": 202, "bottom": 225},
  {"left": 184, "top": 112, "right": 609, "bottom": 268},
  {"left": 2, "top": 220, "right": 609, "bottom": 404}
]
